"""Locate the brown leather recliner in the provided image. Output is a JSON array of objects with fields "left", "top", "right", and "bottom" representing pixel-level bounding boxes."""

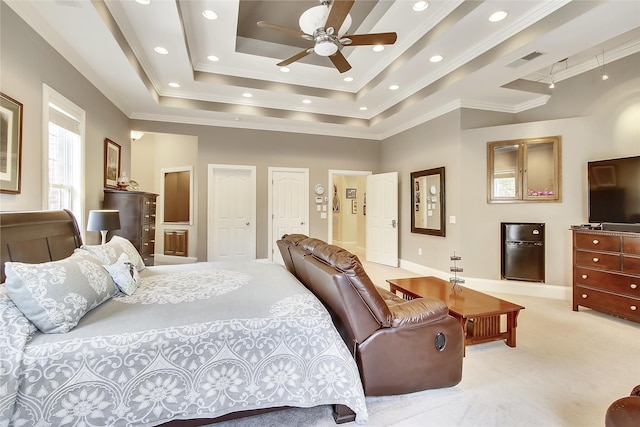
[
  {"left": 606, "top": 386, "right": 640, "bottom": 427},
  {"left": 277, "top": 234, "right": 464, "bottom": 396}
]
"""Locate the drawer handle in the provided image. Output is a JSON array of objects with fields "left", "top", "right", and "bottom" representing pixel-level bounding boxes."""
[
  {"left": 144, "top": 228, "right": 150, "bottom": 232},
  {"left": 631, "top": 284, "right": 638, "bottom": 289},
  {"left": 144, "top": 242, "right": 149, "bottom": 246},
  {"left": 145, "top": 201, "right": 150, "bottom": 205},
  {"left": 592, "top": 239, "right": 599, "bottom": 245},
  {"left": 145, "top": 215, "right": 150, "bottom": 218},
  {"left": 581, "top": 274, "right": 588, "bottom": 279},
  {"left": 581, "top": 294, "right": 588, "bottom": 299},
  {"left": 592, "top": 257, "right": 599, "bottom": 262},
  {"left": 631, "top": 306, "right": 638, "bottom": 311}
]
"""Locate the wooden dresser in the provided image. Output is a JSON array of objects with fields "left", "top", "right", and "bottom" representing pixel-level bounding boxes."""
[
  {"left": 103, "top": 189, "right": 158, "bottom": 266},
  {"left": 572, "top": 229, "right": 640, "bottom": 323}
]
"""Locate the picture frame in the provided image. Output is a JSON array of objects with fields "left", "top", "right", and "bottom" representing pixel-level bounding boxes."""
[
  {"left": 346, "top": 188, "right": 357, "bottom": 199},
  {"left": 104, "top": 138, "right": 121, "bottom": 189},
  {"left": 352, "top": 199, "right": 357, "bottom": 214},
  {"left": 0, "top": 92, "right": 23, "bottom": 194}
]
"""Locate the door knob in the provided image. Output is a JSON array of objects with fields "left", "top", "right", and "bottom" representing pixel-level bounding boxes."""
[
  {"left": 246, "top": 222, "right": 250, "bottom": 226},
  {"left": 300, "top": 222, "right": 305, "bottom": 225},
  {"left": 391, "top": 219, "right": 397, "bottom": 228}
]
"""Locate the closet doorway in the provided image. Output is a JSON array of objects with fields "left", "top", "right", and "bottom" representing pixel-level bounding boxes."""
[{"left": 328, "top": 170, "right": 370, "bottom": 258}]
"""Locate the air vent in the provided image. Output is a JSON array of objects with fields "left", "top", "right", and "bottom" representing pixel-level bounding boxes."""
[{"left": 507, "top": 51, "right": 544, "bottom": 68}]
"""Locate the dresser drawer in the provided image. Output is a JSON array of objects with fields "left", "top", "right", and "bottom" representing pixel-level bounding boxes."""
[
  {"left": 623, "top": 255, "right": 640, "bottom": 276},
  {"left": 141, "top": 235, "right": 155, "bottom": 255},
  {"left": 575, "top": 250, "right": 620, "bottom": 271},
  {"left": 575, "top": 233, "right": 620, "bottom": 252},
  {"left": 624, "top": 236, "right": 640, "bottom": 255},
  {"left": 575, "top": 267, "right": 640, "bottom": 298},
  {"left": 574, "top": 285, "right": 640, "bottom": 322},
  {"left": 141, "top": 223, "right": 156, "bottom": 238}
]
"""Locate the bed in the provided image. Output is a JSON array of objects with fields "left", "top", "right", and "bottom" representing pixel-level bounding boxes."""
[{"left": 0, "top": 210, "right": 367, "bottom": 426}]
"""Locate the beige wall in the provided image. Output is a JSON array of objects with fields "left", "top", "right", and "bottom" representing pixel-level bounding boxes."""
[
  {"left": 0, "top": 4, "right": 130, "bottom": 245},
  {"left": 128, "top": 121, "right": 380, "bottom": 260},
  {"left": 131, "top": 133, "right": 199, "bottom": 258}
]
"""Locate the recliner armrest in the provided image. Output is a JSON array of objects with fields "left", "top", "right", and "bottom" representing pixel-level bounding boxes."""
[{"left": 387, "top": 298, "right": 449, "bottom": 328}]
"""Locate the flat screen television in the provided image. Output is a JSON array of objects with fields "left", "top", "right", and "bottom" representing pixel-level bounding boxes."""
[{"left": 588, "top": 155, "right": 640, "bottom": 227}]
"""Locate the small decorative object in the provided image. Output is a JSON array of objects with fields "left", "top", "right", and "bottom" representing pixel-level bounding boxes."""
[
  {"left": 332, "top": 184, "right": 340, "bottom": 212},
  {"left": 128, "top": 180, "right": 140, "bottom": 191},
  {"left": 104, "top": 138, "right": 121, "bottom": 189},
  {"left": 87, "top": 210, "right": 121, "bottom": 245},
  {"left": 0, "top": 92, "right": 23, "bottom": 194},
  {"left": 117, "top": 172, "right": 130, "bottom": 190},
  {"left": 449, "top": 250, "right": 465, "bottom": 292},
  {"left": 314, "top": 184, "right": 325, "bottom": 195}
]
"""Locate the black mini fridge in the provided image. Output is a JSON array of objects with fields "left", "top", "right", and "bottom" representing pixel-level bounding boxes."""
[{"left": 501, "top": 222, "right": 545, "bottom": 282}]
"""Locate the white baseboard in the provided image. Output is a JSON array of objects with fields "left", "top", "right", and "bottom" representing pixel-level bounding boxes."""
[
  {"left": 399, "top": 259, "right": 571, "bottom": 300},
  {"left": 154, "top": 254, "right": 198, "bottom": 265}
]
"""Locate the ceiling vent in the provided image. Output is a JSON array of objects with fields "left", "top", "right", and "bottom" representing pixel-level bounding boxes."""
[{"left": 507, "top": 51, "right": 544, "bottom": 68}]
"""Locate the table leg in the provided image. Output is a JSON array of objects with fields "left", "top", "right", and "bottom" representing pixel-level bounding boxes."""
[{"left": 506, "top": 310, "right": 521, "bottom": 348}]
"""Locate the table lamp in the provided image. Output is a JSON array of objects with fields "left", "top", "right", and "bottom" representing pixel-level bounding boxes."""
[{"left": 87, "top": 210, "right": 121, "bottom": 245}]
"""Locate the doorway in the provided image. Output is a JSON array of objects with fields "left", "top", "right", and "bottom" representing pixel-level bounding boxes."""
[{"left": 328, "top": 170, "right": 371, "bottom": 258}]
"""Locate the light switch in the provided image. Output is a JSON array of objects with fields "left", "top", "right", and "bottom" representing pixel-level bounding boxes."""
[
  {"left": 320, "top": 212, "right": 327, "bottom": 219},
  {"left": 322, "top": 204, "right": 327, "bottom": 212},
  {"left": 316, "top": 205, "right": 321, "bottom": 212},
  {"left": 450, "top": 215, "right": 456, "bottom": 224}
]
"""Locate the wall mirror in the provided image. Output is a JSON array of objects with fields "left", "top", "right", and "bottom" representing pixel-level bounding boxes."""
[
  {"left": 411, "top": 167, "right": 445, "bottom": 237},
  {"left": 162, "top": 166, "right": 193, "bottom": 224}
]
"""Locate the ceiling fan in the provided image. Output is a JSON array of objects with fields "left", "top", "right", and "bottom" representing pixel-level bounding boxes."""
[{"left": 257, "top": 0, "right": 397, "bottom": 73}]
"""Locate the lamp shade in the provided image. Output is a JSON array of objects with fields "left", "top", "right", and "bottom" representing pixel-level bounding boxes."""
[{"left": 87, "top": 210, "right": 121, "bottom": 232}]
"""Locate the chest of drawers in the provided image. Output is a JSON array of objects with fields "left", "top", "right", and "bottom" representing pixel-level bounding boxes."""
[
  {"left": 572, "top": 229, "right": 640, "bottom": 323},
  {"left": 103, "top": 190, "right": 158, "bottom": 266}
]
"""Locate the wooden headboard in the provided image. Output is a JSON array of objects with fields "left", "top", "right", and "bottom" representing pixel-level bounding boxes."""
[{"left": 0, "top": 210, "right": 82, "bottom": 283}]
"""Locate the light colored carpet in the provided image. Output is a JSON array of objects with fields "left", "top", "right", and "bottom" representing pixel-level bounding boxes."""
[{"left": 208, "top": 262, "right": 639, "bottom": 427}]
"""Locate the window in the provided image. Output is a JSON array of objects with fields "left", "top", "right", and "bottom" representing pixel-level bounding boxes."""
[
  {"left": 487, "top": 136, "right": 562, "bottom": 203},
  {"left": 43, "top": 85, "right": 85, "bottom": 230}
]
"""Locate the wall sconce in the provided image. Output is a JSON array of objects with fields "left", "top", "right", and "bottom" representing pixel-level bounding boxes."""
[
  {"left": 131, "top": 131, "right": 145, "bottom": 141},
  {"left": 87, "top": 210, "right": 121, "bottom": 245}
]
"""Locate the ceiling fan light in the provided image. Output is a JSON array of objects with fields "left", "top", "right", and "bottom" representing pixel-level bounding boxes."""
[
  {"left": 314, "top": 40, "right": 338, "bottom": 56},
  {"left": 299, "top": 5, "right": 352, "bottom": 36}
]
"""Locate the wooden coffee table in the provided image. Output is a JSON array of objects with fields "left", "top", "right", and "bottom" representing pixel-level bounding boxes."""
[{"left": 387, "top": 276, "right": 524, "bottom": 351}]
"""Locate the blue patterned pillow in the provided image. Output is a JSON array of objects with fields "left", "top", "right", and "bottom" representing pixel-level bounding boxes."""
[
  {"left": 4, "top": 251, "right": 117, "bottom": 333},
  {"left": 79, "top": 236, "right": 145, "bottom": 271}
]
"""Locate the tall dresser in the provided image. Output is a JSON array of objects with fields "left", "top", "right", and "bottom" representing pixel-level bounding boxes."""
[
  {"left": 572, "top": 229, "right": 640, "bottom": 323},
  {"left": 103, "top": 189, "right": 158, "bottom": 266}
]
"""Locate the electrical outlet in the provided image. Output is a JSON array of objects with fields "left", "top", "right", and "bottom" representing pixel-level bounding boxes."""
[{"left": 418, "top": 248, "right": 422, "bottom": 255}]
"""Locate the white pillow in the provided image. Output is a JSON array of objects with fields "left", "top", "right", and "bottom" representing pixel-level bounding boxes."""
[
  {"left": 104, "top": 253, "right": 140, "bottom": 295},
  {"left": 79, "top": 236, "right": 145, "bottom": 271},
  {"left": 4, "top": 251, "right": 117, "bottom": 333}
]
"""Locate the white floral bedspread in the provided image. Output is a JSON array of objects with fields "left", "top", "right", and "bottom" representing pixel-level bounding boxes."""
[{"left": 0, "top": 261, "right": 367, "bottom": 426}]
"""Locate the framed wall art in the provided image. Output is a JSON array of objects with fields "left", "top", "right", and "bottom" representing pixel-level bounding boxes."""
[
  {"left": 346, "top": 188, "right": 356, "bottom": 199},
  {"left": 104, "top": 138, "right": 121, "bottom": 189},
  {"left": 0, "top": 92, "right": 23, "bottom": 194}
]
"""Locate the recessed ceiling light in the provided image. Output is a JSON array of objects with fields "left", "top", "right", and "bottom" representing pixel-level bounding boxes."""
[
  {"left": 413, "top": 1, "right": 429, "bottom": 12},
  {"left": 168, "top": 82, "right": 180, "bottom": 88},
  {"left": 202, "top": 10, "right": 218, "bottom": 20},
  {"left": 302, "top": 99, "right": 312, "bottom": 104},
  {"left": 134, "top": 0, "right": 150, "bottom": 5},
  {"left": 359, "top": 106, "right": 368, "bottom": 111},
  {"left": 489, "top": 11, "right": 508, "bottom": 22},
  {"left": 242, "top": 93, "right": 253, "bottom": 98},
  {"left": 280, "top": 67, "right": 290, "bottom": 73},
  {"left": 389, "top": 84, "right": 399, "bottom": 90},
  {"left": 343, "top": 76, "right": 354, "bottom": 82},
  {"left": 154, "top": 46, "right": 169, "bottom": 55},
  {"left": 430, "top": 55, "right": 443, "bottom": 63},
  {"left": 207, "top": 55, "right": 219, "bottom": 62},
  {"left": 372, "top": 45, "right": 385, "bottom": 53}
]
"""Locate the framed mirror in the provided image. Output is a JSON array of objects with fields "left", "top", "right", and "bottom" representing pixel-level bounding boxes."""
[
  {"left": 411, "top": 167, "right": 445, "bottom": 237},
  {"left": 161, "top": 166, "right": 193, "bottom": 224}
]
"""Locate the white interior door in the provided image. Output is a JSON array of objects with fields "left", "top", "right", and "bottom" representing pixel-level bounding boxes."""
[
  {"left": 366, "top": 172, "right": 398, "bottom": 267},
  {"left": 269, "top": 168, "right": 309, "bottom": 264},
  {"left": 207, "top": 165, "right": 256, "bottom": 261}
]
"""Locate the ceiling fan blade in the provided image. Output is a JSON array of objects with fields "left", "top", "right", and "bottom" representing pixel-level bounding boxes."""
[
  {"left": 342, "top": 32, "right": 398, "bottom": 46},
  {"left": 257, "top": 21, "right": 313, "bottom": 41},
  {"left": 329, "top": 51, "right": 352, "bottom": 73},
  {"left": 325, "top": 0, "right": 354, "bottom": 33},
  {"left": 277, "top": 49, "right": 313, "bottom": 67}
]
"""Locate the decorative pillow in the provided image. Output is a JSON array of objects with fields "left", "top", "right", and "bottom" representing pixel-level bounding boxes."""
[
  {"left": 3, "top": 251, "right": 117, "bottom": 334},
  {"left": 79, "top": 236, "right": 145, "bottom": 271},
  {"left": 104, "top": 253, "right": 140, "bottom": 295}
]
